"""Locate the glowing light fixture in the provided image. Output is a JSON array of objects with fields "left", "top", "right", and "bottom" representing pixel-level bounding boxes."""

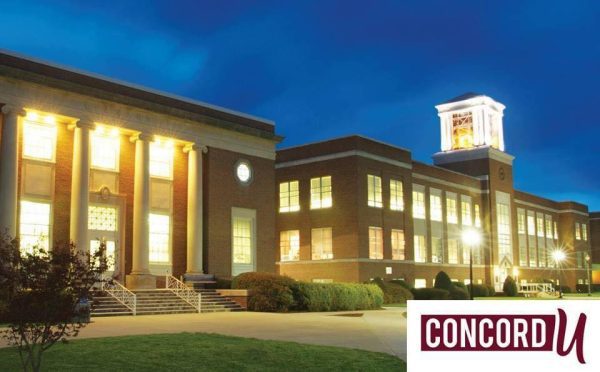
[
  {"left": 110, "top": 127, "right": 119, "bottom": 137},
  {"left": 26, "top": 112, "right": 39, "bottom": 121},
  {"left": 461, "top": 228, "right": 481, "bottom": 246},
  {"left": 43, "top": 115, "right": 56, "bottom": 125},
  {"left": 552, "top": 250, "right": 566, "bottom": 263}
]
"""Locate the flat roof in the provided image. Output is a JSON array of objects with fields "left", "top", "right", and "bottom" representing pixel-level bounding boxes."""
[{"left": 0, "top": 49, "right": 279, "bottom": 139}]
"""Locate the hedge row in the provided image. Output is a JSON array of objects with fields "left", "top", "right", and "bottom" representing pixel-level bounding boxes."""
[
  {"left": 232, "top": 272, "right": 383, "bottom": 312},
  {"left": 369, "top": 277, "right": 414, "bottom": 304}
]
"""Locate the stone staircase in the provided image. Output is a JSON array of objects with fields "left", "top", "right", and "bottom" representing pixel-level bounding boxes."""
[{"left": 91, "top": 288, "right": 244, "bottom": 317}]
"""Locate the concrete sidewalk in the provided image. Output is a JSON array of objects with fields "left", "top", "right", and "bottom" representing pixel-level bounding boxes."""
[{"left": 0, "top": 307, "right": 407, "bottom": 359}]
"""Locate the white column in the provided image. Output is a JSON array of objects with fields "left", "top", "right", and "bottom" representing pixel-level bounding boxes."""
[
  {"left": 0, "top": 105, "right": 24, "bottom": 237},
  {"left": 127, "top": 133, "right": 156, "bottom": 289},
  {"left": 69, "top": 121, "right": 92, "bottom": 253},
  {"left": 185, "top": 144, "right": 207, "bottom": 274}
]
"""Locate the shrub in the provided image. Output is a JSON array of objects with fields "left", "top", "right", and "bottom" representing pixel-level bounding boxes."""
[
  {"left": 503, "top": 276, "right": 518, "bottom": 297},
  {"left": 232, "top": 272, "right": 295, "bottom": 312},
  {"left": 486, "top": 285, "right": 496, "bottom": 297},
  {"left": 434, "top": 271, "right": 453, "bottom": 291},
  {"left": 369, "top": 277, "right": 414, "bottom": 304},
  {"left": 294, "top": 282, "right": 383, "bottom": 311},
  {"left": 215, "top": 277, "right": 232, "bottom": 289},
  {"left": 412, "top": 288, "right": 450, "bottom": 300},
  {"left": 449, "top": 286, "right": 469, "bottom": 300},
  {"left": 389, "top": 279, "right": 413, "bottom": 290},
  {"left": 559, "top": 285, "right": 571, "bottom": 294},
  {"left": 468, "top": 284, "right": 490, "bottom": 298}
]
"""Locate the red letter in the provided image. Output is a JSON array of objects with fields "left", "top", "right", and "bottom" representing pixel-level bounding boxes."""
[{"left": 555, "top": 308, "right": 586, "bottom": 364}]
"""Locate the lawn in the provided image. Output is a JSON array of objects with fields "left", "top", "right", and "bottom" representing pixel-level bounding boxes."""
[{"left": 0, "top": 332, "right": 406, "bottom": 372}]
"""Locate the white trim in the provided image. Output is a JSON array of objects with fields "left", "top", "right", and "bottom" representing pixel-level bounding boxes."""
[
  {"left": 275, "top": 150, "right": 412, "bottom": 169},
  {"left": 412, "top": 173, "right": 483, "bottom": 194},
  {"left": 514, "top": 199, "right": 589, "bottom": 217}
]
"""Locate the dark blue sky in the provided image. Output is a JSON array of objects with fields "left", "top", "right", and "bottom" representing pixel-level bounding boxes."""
[{"left": 1, "top": 1, "right": 598, "bottom": 209}]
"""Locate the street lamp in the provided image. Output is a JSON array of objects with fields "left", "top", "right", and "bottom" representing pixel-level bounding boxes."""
[
  {"left": 586, "top": 254, "right": 592, "bottom": 297},
  {"left": 462, "top": 228, "right": 481, "bottom": 300},
  {"left": 552, "top": 250, "right": 566, "bottom": 299}
]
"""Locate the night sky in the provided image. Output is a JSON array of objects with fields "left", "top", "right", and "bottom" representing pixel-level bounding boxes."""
[{"left": 1, "top": 1, "right": 598, "bottom": 209}]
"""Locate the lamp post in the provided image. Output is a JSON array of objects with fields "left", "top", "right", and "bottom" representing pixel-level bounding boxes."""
[
  {"left": 586, "top": 254, "right": 592, "bottom": 297},
  {"left": 552, "top": 250, "right": 566, "bottom": 299},
  {"left": 462, "top": 228, "right": 481, "bottom": 300}
]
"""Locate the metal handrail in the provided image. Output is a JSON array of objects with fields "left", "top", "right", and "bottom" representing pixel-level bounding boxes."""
[
  {"left": 165, "top": 275, "right": 202, "bottom": 313},
  {"left": 518, "top": 283, "right": 554, "bottom": 294},
  {"left": 101, "top": 277, "right": 137, "bottom": 315}
]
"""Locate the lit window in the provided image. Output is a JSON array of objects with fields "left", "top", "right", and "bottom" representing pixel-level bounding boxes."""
[
  {"left": 369, "top": 227, "right": 383, "bottom": 259},
  {"left": 536, "top": 214, "right": 544, "bottom": 237},
  {"left": 91, "top": 129, "right": 120, "bottom": 171},
  {"left": 582, "top": 224, "right": 587, "bottom": 241},
  {"left": 390, "top": 179, "right": 404, "bottom": 211},
  {"left": 232, "top": 216, "right": 253, "bottom": 264},
  {"left": 474, "top": 204, "right": 481, "bottom": 228},
  {"left": 448, "top": 239, "right": 458, "bottom": 264},
  {"left": 553, "top": 221, "right": 558, "bottom": 240},
  {"left": 412, "top": 189, "right": 425, "bottom": 219},
  {"left": 575, "top": 222, "right": 581, "bottom": 240},
  {"left": 462, "top": 242, "right": 471, "bottom": 264},
  {"left": 517, "top": 208, "right": 526, "bottom": 234},
  {"left": 150, "top": 141, "right": 174, "bottom": 179},
  {"left": 391, "top": 229, "right": 405, "bottom": 260},
  {"left": 19, "top": 200, "right": 51, "bottom": 254},
  {"left": 414, "top": 279, "right": 426, "bottom": 289},
  {"left": 88, "top": 205, "right": 118, "bottom": 231},
  {"left": 451, "top": 111, "right": 474, "bottom": 150},
  {"left": 311, "top": 227, "right": 333, "bottom": 260},
  {"left": 236, "top": 161, "right": 252, "bottom": 184},
  {"left": 446, "top": 197, "right": 458, "bottom": 224},
  {"left": 279, "top": 181, "right": 300, "bottom": 213},
  {"left": 496, "top": 203, "right": 512, "bottom": 259},
  {"left": 430, "top": 194, "right": 442, "bottom": 222},
  {"left": 90, "top": 240, "right": 116, "bottom": 271},
  {"left": 527, "top": 213, "right": 536, "bottom": 236},
  {"left": 414, "top": 234, "right": 426, "bottom": 263},
  {"left": 431, "top": 236, "right": 443, "bottom": 263},
  {"left": 310, "top": 176, "right": 332, "bottom": 209},
  {"left": 280, "top": 230, "right": 300, "bottom": 262},
  {"left": 22, "top": 119, "right": 57, "bottom": 162},
  {"left": 461, "top": 199, "right": 472, "bottom": 226},
  {"left": 149, "top": 214, "right": 170, "bottom": 263},
  {"left": 367, "top": 175, "right": 383, "bottom": 208},
  {"left": 545, "top": 216, "right": 553, "bottom": 238},
  {"left": 519, "top": 238, "right": 527, "bottom": 267}
]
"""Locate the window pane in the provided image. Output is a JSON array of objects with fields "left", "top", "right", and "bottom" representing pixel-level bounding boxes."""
[
  {"left": 367, "top": 175, "right": 382, "bottom": 208},
  {"left": 88, "top": 205, "right": 118, "bottom": 231},
  {"left": 23, "top": 120, "right": 57, "bottom": 161},
  {"left": 369, "top": 227, "right": 383, "bottom": 259},
  {"left": 91, "top": 132, "right": 120, "bottom": 171},
  {"left": 233, "top": 217, "right": 252, "bottom": 264},
  {"left": 280, "top": 230, "right": 300, "bottom": 261},
  {"left": 391, "top": 229, "right": 405, "bottom": 260},
  {"left": 19, "top": 200, "right": 51, "bottom": 254},
  {"left": 150, "top": 142, "right": 174, "bottom": 179},
  {"left": 430, "top": 194, "right": 442, "bottom": 221},
  {"left": 279, "top": 181, "right": 300, "bottom": 213},
  {"left": 447, "top": 197, "right": 458, "bottom": 224},
  {"left": 149, "top": 214, "right": 170, "bottom": 263},
  {"left": 390, "top": 179, "right": 404, "bottom": 211},
  {"left": 414, "top": 235, "right": 426, "bottom": 263},
  {"left": 310, "top": 176, "right": 332, "bottom": 209},
  {"left": 412, "top": 191, "right": 425, "bottom": 219},
  {"left": 311, "top": 228, "right": 333, "bottom": 260}
]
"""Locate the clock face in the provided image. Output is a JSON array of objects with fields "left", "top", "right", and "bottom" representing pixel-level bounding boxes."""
[
  {"left": 499, "top": 167, "right": 506, "bottom": 180},
  {"left": 235, "top": 161, "right": 252, "bottom": 184}
]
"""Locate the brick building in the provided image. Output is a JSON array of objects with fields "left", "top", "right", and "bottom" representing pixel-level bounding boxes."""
[
  {"left": 276, "top": 93, "right": 593, "bottom": 290},
  {"left": 0, "top": 51, "right": 279, "bottom": 289}
]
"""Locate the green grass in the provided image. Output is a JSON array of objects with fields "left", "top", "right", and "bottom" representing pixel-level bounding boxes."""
[
  {"left": 563, "top": 293, "right": 600, "bottom": 298},
  {"left": 474, "top": 297, "right": 555, "bottom": 300},
  {"left": 0, "top": 332, "right": 406, "bottom": 372},
  {"left": 383, "top": 303, "right": 407, "bottom": 307}
]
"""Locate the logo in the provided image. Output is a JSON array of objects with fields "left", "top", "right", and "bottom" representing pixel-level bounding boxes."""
[{"left": 407, "top": 301, "right": 600, "bottom": 372}]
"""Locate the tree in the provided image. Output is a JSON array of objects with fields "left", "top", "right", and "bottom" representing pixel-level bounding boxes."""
[
  {"left": 0, "top": 234, "right": 108, "bottom": 372},
  {"left": 503, "top": 276, "right": 518, "bottom": 297},
  {"left": 434, "top": 271, "right": 453, "bottom": 291}
]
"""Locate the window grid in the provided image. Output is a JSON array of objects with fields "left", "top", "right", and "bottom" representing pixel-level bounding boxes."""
[
  {"left": 448, "top": 239, "right": 458, "bottom": 264},
  {"left": 311, "top": 228, "right": 333, "bottom": 260},
  {"left": 19, "top": 200, "right": 51, "bottom": 254},
  {"left": 431, "top": 236, "right": 443, "bottom": 264},
  {"left": 279, "top": 181, "right": 300, "bottom": 213},
  {"left": 149, "top": 142, "right": 174, "bottom": 179},
  {"left": 391, "top": 229, "right": 405, "bottom": 260},
  {"left": 368, "top": 227, "right": 383, "bottom": 259},
  {"left": 446, "top": 198, "right": 458, "bottom": 224},
  {"left": 517, "top": 209, "right": 526, "bottom": 234},
  {"left": 88, "top": 205, "right": 118, "bottom": 231},
  {"left": 497, "top": 203, "right": 512, "bottom": 259},
  {"left": 412, "top": 191, "right": 425, "bottom": 219},
  {"left": 91, "top": 132, "right": 120, "bottom": 171},
  {"left": 367, "top": 175, "right": 383, "bottom": 208},
  {"left": 280, "top": 230, "right": 300, "bottom": 262},
  {"left": 582, "top": 224, "right": 587, "bottom": 241},
  {"left": 310, "top": 176, "right": 332, "bottom": 209},
  {"left": 390, "top": 179, "right": 404, "bottom": 211},
  {"left": 232, "top": 217, "right": 252, "bottom": 264},
  {"left": 22, "top": 120, "right": 57, "bottom": 162},
  {"left": 575, "top": 222, "right": 581, "bottom": 240},
  {"left": 414, "top": 235, "right": 426, "bottom": 263},
  {"left": 149, "top": 214, "right": 170, "bottom": 263},
  {"left": 474, "top": 204, "right": 481, "bottom": 228},
  {"left": 461, "top": 200, "right": 472, "bottom": 226},
  {"left": 430, "top": 194, "right": 442, "bottom": 222}
]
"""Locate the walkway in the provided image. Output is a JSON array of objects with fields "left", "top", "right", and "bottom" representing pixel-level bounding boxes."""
[{"left": 0, "top": 307, "right": 407, "bottom": 359}]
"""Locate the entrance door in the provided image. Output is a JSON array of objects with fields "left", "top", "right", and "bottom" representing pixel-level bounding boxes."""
[{"left": 88, "top": 204, "right": 120, "bottom": 277}]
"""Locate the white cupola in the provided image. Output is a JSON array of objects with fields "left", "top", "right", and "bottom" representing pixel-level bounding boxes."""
[{"left": 435, "top": 93, "right": 506, "bottom": 152}]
